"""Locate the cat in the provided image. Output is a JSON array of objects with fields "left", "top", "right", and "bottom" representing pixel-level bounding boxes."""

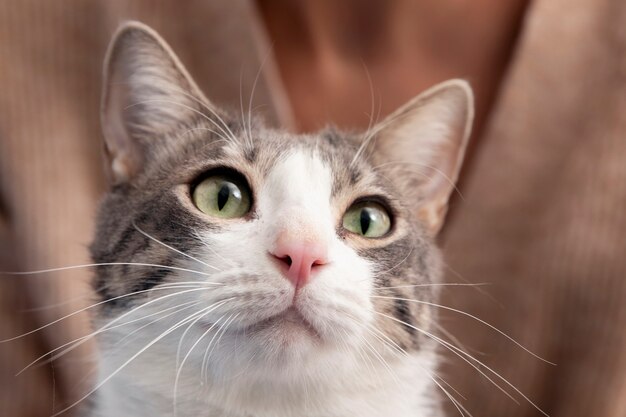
[{"left": 86, "top": 21, "right": 473, "bottom": 417}]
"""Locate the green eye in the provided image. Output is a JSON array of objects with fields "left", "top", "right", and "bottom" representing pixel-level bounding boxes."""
[
  {"left": 342, "top": 201, "right": 391, "bottom": 238},
  {"left": 192, "top": 174, "right": 251, "bottom": 218}
]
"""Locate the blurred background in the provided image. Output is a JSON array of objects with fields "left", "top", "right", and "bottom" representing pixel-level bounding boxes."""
[{"left": 1, "top": 1, "right": 625, "bottom": 416}]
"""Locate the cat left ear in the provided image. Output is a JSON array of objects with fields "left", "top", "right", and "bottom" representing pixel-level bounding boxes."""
[
  {"left": 368, "top": 80, "right": 474, "bottom": 235},
  {"left": 101, "top": 21, "right": 212, "bottom": 185}
]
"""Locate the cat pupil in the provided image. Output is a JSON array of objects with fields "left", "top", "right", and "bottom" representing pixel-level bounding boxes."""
[
  {"left": 217, "top": 184, "right": 230, "bottom": 210},
  {"left": 360, "top": 209, "right": 371, "bottom": 234}
]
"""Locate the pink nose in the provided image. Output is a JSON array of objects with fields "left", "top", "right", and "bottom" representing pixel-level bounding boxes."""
[{"left": 271, "top": 239, "right": 328, "bottom": 289}]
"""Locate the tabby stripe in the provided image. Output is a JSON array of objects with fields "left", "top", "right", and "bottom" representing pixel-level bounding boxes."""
[
  {"left": 392, "top": 292, "right": 416, "bottom": 336},
  {"left": 132, "top": 257, "right": 175, "bottom": 294}
]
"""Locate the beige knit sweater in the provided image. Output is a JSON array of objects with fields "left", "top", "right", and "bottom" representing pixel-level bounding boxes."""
[{"left": 1, "top": 1, "right": 624, "bottom": 416}]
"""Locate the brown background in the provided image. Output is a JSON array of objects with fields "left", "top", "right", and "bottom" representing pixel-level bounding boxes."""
[{"left": 1, "top": 1, "right": 625, "bottom": 416}]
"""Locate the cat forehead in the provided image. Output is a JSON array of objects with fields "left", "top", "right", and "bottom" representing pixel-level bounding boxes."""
[
  {"left": 232, "top": 128, "right": 363, "bottom": 173},
  {"left": 243, "top": 130, "right": 386, "bottom": 196},
  {"left": 203, "top": 127, "right": 383, "bottom": 197},
  {"left": 146, "top": 124, "right": 389, "bottom": 204},
  {"left": 264, "top": 150, "right": 333, "bottom": 202}
]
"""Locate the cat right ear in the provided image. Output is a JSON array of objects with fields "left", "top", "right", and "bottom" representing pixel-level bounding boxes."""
[
  {"left": 365, "top": 80, "right": 474, "bottom": 235},
  {"left": 101, "top": 21, "right": 212, "bottom": 185}
]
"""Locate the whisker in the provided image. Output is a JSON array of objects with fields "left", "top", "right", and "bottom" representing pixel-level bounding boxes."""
[
  {"left": 175, "top": 299, "right": 231, "bottom": 371},
  {"left": 237, "top": 67, "right": 250, "bottom": 148},
  {"left": 192, "top": 230, "right": 238, "bottom": 268},
  {"left": 2, "top": 283, "right": 215, "bottom": 343},
  {"left": 431, "top": 371, "right": 467, "bottom": 402},
  {"left": 372, "top": 161, "right": 465, "bottom": 201},
  {"left": 174, "top": 310, "right": 236, "bottom": 416},
  {"left": 20, "top": 290, "right": 98, "bottom": 312},
  {"left": 246, "top": 44, "right": 274, "bottom": 150},
  {"left": 362, "top": 61, "right": 378, "bottom": 144},
  {"left": 126, "top": 97, "right": 237, "bottom": 145},
  {"left": 50, "top": 301, "right": 230, "bottom": 417},
  {"left": 362, "top": 321, "right": 409, "bottom": 358},
  {"left": 443, "top": 262, "right": 503, "bottom": 308},
  {"left": 338, "top": 327, "right": 378, "bottom": 382},
  {"left": 345, "top": 314, "right": 466, "bottom": 415},
  {"left": 168, "top": 87, "right": 240, "bottom": 145},
  {"left": 176, "top": 127, "right": 231, "bottom": 145},
  {"left": 343, "top": 311, "right": 407, "bottom": 359},
  {"left": 0, "top": 262, "right": 217, "bottom": 279},
  {"left": 371, "top": 295, "right": 554, "bottom": 365},
  {"left": 428, "top": 370, "right": 471, "bottom": 417},
  {"left": 343, "top": 316, "right": 401, "bottom": 385},
  {"left": 201, "top": 313, "right": 238, "bottom": 383},
  {"left": 431, "top": 321, "right": 478, "bottom": 359},
  {"left": 113, "top": 301, "right": 203, "bottom": 348},
  {"left": 198, "top": 314, "right": 228, "bottom": 384},
  {"left": 373, "top": 282, "right": 491, "bottom": 291},
  {"left": 374, "top": 311, "right": 519, "bottom": 404},
  {"left": 16, "top": 287, "right": 217, "bottom": 374},
  {"left": 350, "top": 61, "right": 385, "bottom": 170},
  {"left": 132, "top": 221, "right": 220, "bottom": 271},
  {"left": 375, "top": 247, "right": 414, "bottom": 276},
  {"left": 350, "top": 102, "right": 415, "bottom": 168},
  {"left": 375, "top": 311, "right": 550, "bottom": 417}
]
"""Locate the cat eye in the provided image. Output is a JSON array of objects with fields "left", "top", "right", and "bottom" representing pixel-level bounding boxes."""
[
  {"left": 342, "top": 201, "right": 392, "bottom": 238},
  {"left": 192, "top": 174, "right": 251, "bottom": 219}
]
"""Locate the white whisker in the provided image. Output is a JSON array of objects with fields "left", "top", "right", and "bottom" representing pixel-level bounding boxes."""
[
  {"left": 133, "top": 221, "right": 220, "bottom": 271},
  {"left": 375, "top": 311, "right": 520, "bottom": 404},
  {"left": 50, "top": 301, "right": 230, "bottom": 417},
  {"left": 375, "top": 247, "right": 413, "bottom": 276},
  {"left": 2, "top": 283, "right": 215, "bottom": 344},
  {"left": 246, "top": 45, "right": 274, "bottom": 150},
  {"left": 16, "top": 286, "right": 216, "bottom": 374},
  {"left": 375, "top": 311, "right": 550, "bottom": 417},
  {"left": 373, "top": 282, "right": 491, "bottom": 291},
  {"left": 372, "top": 161, "right": 465, "bottom": 201},
  {"left": 443, "top": 262, "right": 503, "bottom": 308},
  {"left": 175, "top": 299, "right": 231, "bottom": 371},
  {"left": 174, "top": 308, "right": 236, "bottom": 416},
  {"left": 0, "top": 262, "right": 216, "bottom": 279},
  {"left": 425, "top": 368, "right": 471, "bottom": 417},
  {"left": 125, "top": 99, "right": 237, "bottom": 145},
  {"left": 239, "top": 68, "right": 250, "bottom": 147},
  {"left": 371, "top": 295, "right": 554, "bottom": 364},
  {"left": 114, "top": 301, "right": 203, "bottom": 348},
  {"left": 201, "top": 313, "right": 238, "bottom": 383},
  {"left": 168, "top": 87, "right": 239, "bottom": 145}
]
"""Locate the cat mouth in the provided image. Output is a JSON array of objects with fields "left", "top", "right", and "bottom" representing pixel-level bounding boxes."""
[{"left": 243, "top": 307, "right": 321, "bottom": 340}]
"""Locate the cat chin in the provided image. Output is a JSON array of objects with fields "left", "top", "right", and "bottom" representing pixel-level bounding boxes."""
[
  {"left": 229, "top": 307, "right": 326, "bottom": 364},
  {"left": 193, "top": 310, "right": 363, "bottom": 380},
  {"left": 244, "top": 307, "right": 321, "bottom": 341}
]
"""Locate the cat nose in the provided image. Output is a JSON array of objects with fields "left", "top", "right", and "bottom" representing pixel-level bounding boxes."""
[{"left": 271, "top": 238, "right": 328, "bottom": 289}]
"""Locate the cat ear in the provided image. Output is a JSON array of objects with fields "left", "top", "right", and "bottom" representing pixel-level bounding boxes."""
[
  {"left": 368, "top": 80, "right": 474, "bottom": 235},
  {"left": 101, "top": 21, "right": 212, "bottom": 184}
]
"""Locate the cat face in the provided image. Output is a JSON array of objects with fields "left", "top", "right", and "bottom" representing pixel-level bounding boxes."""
[{"left": 91, "top": 22, "right": 472, "bottom": 384}]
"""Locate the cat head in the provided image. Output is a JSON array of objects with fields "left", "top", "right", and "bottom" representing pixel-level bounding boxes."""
[{"left": 91, "top": 21, "right": 473, "bottom": 384}]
